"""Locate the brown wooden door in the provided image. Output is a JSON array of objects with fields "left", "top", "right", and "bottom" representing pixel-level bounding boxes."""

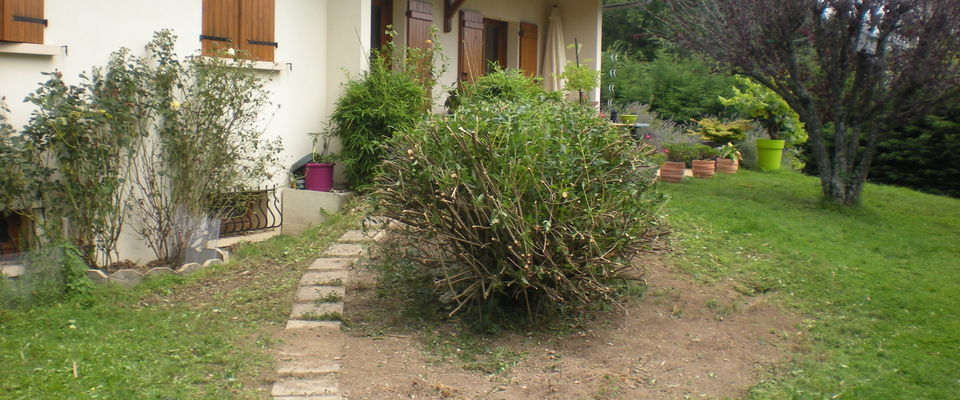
[
  {"left": 1, "top": 0, "right": 45, "bottom": 44},
  {"left": 459, "top": 9, "right": 484, "bottom": 84},
  {"left": 519, "top": 22, "right": 539, "bottom": 78},
  {"left": 406, "top": 0, "right": 432, "bottom": 50}
]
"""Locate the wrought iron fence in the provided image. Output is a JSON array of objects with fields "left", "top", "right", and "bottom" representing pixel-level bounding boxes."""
[{"left": 213, "top": 186, "right": 282, "bottom": 237}]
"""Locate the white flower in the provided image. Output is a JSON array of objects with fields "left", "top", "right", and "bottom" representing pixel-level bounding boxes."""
[{"left": 170, "top": 101, "right": 181, "bottom": 110}]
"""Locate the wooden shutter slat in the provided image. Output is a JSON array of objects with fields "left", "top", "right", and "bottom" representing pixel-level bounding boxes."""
[
  {"left": 240, "top": 0, "right": 275, "bottom": 61},
  {"left": 202, "top": 0, "right": 239, "bottom": 55},
  {"left": 1, "top": 0, "right": 45, "bottom": 44},
  {"left": 406, "top": 0, "right": 432, "bottom": 50},
  {"left": 458, "top": 9, "right": 483, "bottom": 84},
  {"left": 519, "top": 22, "right": 538, "bottom": 78}
]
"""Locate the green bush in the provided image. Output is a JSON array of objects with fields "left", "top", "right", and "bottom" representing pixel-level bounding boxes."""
[
  {"left": 331, "top": 54, "right": 427, "bottom": 190},
  {"left": 688, "top": 118, "right": 753, "bottom": 143},
  {"left": 663, "top": 143, "right": 717, "bottom": 166},
  {"left": 869, "top": 104, "right": 959, "bottom": 197},
  {"left": 374, "top": 99, "right": 667, "bottom": 316},
  {"left": 1, "top": 244, "right": 93, "bottom": 309},
  {"left": 449, "top": 68, "right": 561, "bottom": 110},
  {"left": 602, "top": 49, "right": 738, "bottom": 123}
]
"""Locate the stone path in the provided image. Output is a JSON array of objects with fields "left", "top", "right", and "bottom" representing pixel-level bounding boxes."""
[{"left": 271, "top": 225, "right": 384, "bottom": 400}]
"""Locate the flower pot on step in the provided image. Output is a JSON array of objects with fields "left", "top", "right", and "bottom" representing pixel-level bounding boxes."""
[
  {"left": 716, "top": 158, "right": 739, "bottom": 174},
  {"left": 304, "top": 163, "right": 334, "bottom": 192},
  {"left": 659, "top": 161, "right": 685, "bottom": 183},
  {"left": 692, "top": 160, "right": 716, "bottom": 178}
]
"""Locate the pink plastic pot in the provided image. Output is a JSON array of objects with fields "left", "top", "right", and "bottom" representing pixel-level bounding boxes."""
[{"left": 304, "top": 163, "right": 334, "bottom": 192}]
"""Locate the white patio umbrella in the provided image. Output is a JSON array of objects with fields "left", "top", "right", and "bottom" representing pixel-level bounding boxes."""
[{"left": 541, "top": 5, "right": 567, "bottom": 92}]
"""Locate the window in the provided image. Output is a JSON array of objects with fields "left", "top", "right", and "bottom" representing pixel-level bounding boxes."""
[
  {"left": 371, "top": 0, "right": 393, "bottom": 52},
  {"left": 201, "top": 0, "right": 276, "bottom": 61},
  {"left": 482, "top": 18, "right": 507, "bottom": 74},
  {"left": 0, "top": 0, "right": 46, "bottom": 44}
]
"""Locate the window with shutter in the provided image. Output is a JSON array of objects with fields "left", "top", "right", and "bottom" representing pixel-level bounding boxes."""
[
  {"left": 482, "top": 18, "right": 506, "bottom": 75},
  {"left": 458, "top": 9, "right": 483, "bottom": 84},
  {"left": 201, "top": 0, "right": 275, "bottom": 62},
  {"left": 371, "top": 0, "right": 393, "bottom": 52},
  {"left": 406, "top": 0, "right": 432, "bottom": 50},
  {"left": 0, "top": 0, "right": 46, "bottom": 44},
  {"left": 519, "top": 22, "right": 538, "bottom": 78}
]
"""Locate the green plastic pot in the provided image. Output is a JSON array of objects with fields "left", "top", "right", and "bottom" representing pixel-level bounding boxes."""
[
  {"left": 619, "top": 114, "right": 637, "bottom": 124},
  {"left": 756, "top": 139, "right": 785, "bottom": 171}
]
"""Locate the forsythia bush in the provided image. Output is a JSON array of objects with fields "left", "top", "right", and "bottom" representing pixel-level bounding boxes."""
[{"left": 374, "top": 97, "right": 667, "bottom": 315}]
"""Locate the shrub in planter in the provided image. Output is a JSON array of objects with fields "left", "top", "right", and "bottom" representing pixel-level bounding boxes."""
[
  {"left": 374, "top": 99, "right": 667, "bottom": 316},
  {"left": 331, "top": 50, "right": 429, "bottom": 190},
  {"left": 662, "top": 142, "right": 700, "bottom": 167}
]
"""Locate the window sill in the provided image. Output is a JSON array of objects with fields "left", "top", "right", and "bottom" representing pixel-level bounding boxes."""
[
  {"left": 0, "top": 42, "right": 59, "bottom": 56},
  {"left": 196, "top": 56, "right": 283, "bottom": 71}
]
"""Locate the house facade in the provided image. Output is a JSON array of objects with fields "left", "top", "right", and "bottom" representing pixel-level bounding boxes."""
[{"left": 0, "top": 0, "right": 602, "bottom": 264}]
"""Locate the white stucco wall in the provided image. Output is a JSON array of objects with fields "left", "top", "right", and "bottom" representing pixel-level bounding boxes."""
[
  {"left": 0, "top": 0, "right": 368, "bottom": 263},
  {"left": 390, "top": 0, "right": 602, "bottom": 106}
]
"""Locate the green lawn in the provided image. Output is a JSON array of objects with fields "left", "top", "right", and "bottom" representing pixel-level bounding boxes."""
[
  {"left": 660, "top": 171, "right": 960, "bottom": 399},
  {"left": 0, "top": 212, "right": 359, "bottom": 399}
]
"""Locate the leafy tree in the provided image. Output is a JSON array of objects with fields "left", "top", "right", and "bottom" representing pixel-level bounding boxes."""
[
  {"left": 602, "top": 0, "right": 668, "bottom": 61},
  {"left": 602, "top": 48, "right": 738, "bottom": 122},
  {"left": 870, "top": 102, "right": 960, "bottom": 198},
  {"left": 663, "top": 0, "right": 960, "bottom": 205},
  {"left": 719, "top": 76, "right": 808, "bottom": 146}
]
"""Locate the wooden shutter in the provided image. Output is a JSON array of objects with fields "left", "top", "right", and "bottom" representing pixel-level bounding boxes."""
[
  {"left": 201, "top": 0, "right": 239, "bottom": 55},
  {"left": 458, "top": 10, "right": 483, "bottom": 84},
  {"left": 239, "top": 0, "right": 275, "bottom": 61},
  {"left": 1, "top": 0, "right": 45, "bottom": 44},
  {"left": 406, "top": 0, "right": 432, "bottom": 50},
  {"left": 519, "top": 22, "right": 538, "bottom": 78}
]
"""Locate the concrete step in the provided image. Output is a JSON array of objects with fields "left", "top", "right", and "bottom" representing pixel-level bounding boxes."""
[
  {"left": 299, "top": 270, "right": 348, "bottom": 286},
  {"left": 289, "top": 303, "right": 343, "bottom": 320},
  {"left": 295, "top": 286, "right": 345, "bottom": 303},
  {"left": 307, "top": 257, "right": 356, "bottom": 271},
  {"left": 271, "top": 377, "right": 338, "bottom": 397},
  {"left": 337, "top": 229, "right": 385, "bottom": 243},
  {"left": 321, "top": 243, "right": 365, "bottom": 258},
  {"left": 277, "top": 359, "right": 340, "bottom": 377}
]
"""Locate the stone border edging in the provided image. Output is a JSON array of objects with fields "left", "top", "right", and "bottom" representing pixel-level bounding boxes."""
[{"left": 85, "top": 255, "right": 227, "bottom": 288}]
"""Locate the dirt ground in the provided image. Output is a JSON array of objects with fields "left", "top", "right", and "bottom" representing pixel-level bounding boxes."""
[{"left": 339, "top": 258, "right": 801, "bottom": 400}]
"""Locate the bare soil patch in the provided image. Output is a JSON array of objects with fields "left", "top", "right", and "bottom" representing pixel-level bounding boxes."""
[{"left": 340, "top": 257, "right": 801, "bottom": 400}]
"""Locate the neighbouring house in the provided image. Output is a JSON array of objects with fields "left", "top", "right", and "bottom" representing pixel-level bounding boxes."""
[{"left": 0, "top": 0, "right": 602, "bottom": 265}]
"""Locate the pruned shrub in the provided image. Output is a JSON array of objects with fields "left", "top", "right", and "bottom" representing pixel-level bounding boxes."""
[{"left": 374, "top": 99, "right": 667, "bottom": 316}]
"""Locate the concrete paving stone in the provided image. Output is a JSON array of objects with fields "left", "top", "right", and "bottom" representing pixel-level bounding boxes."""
[
  {"left": 271, "top": 377, "right": 338, "bottom": 397},
  {"left": 290, "top": 303, "right": 343, "bottom": 319},
  {"left": 176, "top": 262, "right": 204, "bottom": 274},
  {"left": 295, "top": 286, "right": 345, "bottom": 303},
  {"left": 308, "top": 258, "right": 355, "bottom": 271},
  {"left": 276, "top": 359, "right": 340, "bottom": 376},
  {"left": 85, "top": 269, "right": 109, "bottom": 284},
  {"left": 108, "top": 269, "right": 143, "bottom": 287},
  {"left": 337, "top": 229, "right": 385, "bottom": 243},
  {"left": 321, "top": 243, "right": 365, "bottom": 258},
  {"left": 284, "top": 320, "right": 341, "bottom": 330},
  {"left": 299, "top": 270, "right": 348, "bottom": 286},
  {"left": 145, "top": 267, "right": 176, "bottom": 277},
  {"left": 202, "top": 258, "right": 223, "bottom": 267}
]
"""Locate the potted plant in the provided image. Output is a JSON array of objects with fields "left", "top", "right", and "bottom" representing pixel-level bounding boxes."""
[
  {"left": 691, "top": 145, "right": 719, "bottom": 178},
  {"left": 660, "top": 143, "right": 699, "bottom": 183},
  {"left": 715, "top": 142, "right": 742, "bottom": 174},
  {"left": 305, "top": 132, "right": 336, "bottom": 192}
]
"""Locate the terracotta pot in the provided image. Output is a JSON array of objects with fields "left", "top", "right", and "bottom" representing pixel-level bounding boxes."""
[
  {"left": 692, "top": 160, "right": 716, "bottom": 178},
  {"left": 659, "top": 161, "right": 686, "bottom": 183},
  {"left": 716, "top": 158, "right": 739, "bottom": 174}
]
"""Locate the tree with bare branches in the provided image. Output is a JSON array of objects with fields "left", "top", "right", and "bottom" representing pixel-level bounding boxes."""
[{"left": 663, "top": 0, "right": 960, "bottom": 205}]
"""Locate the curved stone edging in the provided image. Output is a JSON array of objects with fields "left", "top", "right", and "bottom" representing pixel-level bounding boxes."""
[{"left": 86, "top": 257, "right": 226, "bottom": 288}]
